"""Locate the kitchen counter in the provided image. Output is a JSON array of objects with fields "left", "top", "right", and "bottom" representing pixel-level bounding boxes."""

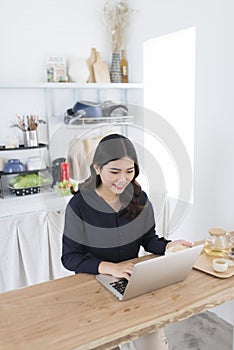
[{"left": 0, "top": 189, "right": 71, "bottom": 217}]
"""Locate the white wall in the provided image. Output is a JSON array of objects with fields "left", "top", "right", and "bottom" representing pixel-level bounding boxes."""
[
  {"left": 0, "top": 0, "right": 233, "bottom": 324},
  {"left": 0, "top": 0, "right": 108, "bottom": 83}
]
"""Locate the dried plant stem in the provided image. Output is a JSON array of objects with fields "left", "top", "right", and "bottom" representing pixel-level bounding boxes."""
[{"left": 103, "top": 0, "right": 133, "bottom": 53}]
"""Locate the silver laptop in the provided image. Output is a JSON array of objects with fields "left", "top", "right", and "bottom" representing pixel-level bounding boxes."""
[{"left": 96, "top": 244, "right": 204, "bottom": 301}]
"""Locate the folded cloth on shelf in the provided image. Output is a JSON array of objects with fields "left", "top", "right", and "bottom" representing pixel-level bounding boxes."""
[
  {"left": 101, "top": 100, "right": 128, "bottom": 118},
  {"left": 67, "top": 139, "right": 89, "bottom": 182},
  {"left": 67, "top": 135, "right": 105, "bottom": 182},
  {"left": 64, "top": 101, "right": 102, "bottom": 125},
  {"left": 64, "top": 100, "right": 128, "bottom": 125}
]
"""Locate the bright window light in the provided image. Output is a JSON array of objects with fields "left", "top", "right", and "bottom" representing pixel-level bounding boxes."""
[{"left": 143, "top": 27, "right": 196, "bottom": 201}]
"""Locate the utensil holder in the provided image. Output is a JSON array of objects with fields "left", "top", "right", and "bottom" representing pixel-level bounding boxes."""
[{"left": 23, "top": 130, "right": 38, "bottom": 147}]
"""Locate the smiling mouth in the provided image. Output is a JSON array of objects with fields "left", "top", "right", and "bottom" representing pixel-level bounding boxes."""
[{"left": 113, "top": 184, "right": 126, "bottom": 191}]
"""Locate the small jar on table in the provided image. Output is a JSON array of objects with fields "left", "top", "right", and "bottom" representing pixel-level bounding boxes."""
[{"left": 204, "top": 228, "right": 229, "bottom": 257}]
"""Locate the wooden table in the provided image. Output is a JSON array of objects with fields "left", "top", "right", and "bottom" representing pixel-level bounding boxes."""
[{"left": 0, "top": 255, "right": 234, "bottom": 350}]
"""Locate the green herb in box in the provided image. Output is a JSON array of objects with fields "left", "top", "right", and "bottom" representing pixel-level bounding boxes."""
[{"left": 9, "top": 173, "right": 51, "bottom": 189}]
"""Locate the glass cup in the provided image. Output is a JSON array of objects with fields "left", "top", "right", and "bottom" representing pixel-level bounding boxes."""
[{"left": 228, "top": 236, "right": 234, "bottom": 258}]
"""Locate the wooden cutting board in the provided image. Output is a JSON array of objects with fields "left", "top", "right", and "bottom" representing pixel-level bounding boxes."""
[
  {"left": 93, "top": 52, "right": 111, "bottom": 83},
  {"left": 86, "top": 48, "right": 97, "bottom": 83}
]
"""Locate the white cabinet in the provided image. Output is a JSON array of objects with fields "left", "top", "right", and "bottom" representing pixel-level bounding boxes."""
[{"left": 0, "top": 209, "right": 72, "bottom": 292}]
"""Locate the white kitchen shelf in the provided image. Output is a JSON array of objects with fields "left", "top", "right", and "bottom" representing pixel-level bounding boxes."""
[
  {"left": 0, "top": 189, "right": 71, "bottom": 217},
  {"left": 0, "top": 82, "right": 143, "bottom": 202},
  {"left": 0, "top": 82, "right": 143, "bottom": 89},
  {"left": 65, "top": 115, "right": 134, "bottom": 126},
  {"left": 0, "top": 82, "right": 143, "bottom": 109}
]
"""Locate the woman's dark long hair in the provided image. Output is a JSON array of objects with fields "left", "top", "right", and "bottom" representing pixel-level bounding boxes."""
[{"left": 72, "top": 133, "right": 143, "bottom": 220}]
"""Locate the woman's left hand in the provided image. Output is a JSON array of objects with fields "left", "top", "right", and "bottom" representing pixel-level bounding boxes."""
[{"left": 166, "top": 239, "right": 194, "bottom": 250}]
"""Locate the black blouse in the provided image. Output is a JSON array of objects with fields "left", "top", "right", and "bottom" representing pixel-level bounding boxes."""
[{"left": 61, "top": 189, "right": 170, "bottom": 275}]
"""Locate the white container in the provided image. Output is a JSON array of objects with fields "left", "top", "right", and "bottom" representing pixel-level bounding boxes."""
[
  {"left": 27, "top": 157, "right": 46, "bottom": 170},
  {"left": 0, "top": 157, "right": 5, "bottom": 171},
  {"left": 23, "top": 130, "right": 38, "bottom": 148}
]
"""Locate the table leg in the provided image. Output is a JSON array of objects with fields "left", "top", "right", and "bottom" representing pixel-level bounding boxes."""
[{"left": 233, "top": 324, "right": 234, "bottom": 350}]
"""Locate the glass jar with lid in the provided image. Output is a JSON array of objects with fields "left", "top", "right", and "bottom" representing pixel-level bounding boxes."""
[{"left": 204, "top": 228, "right": 229, "bottom": 257}]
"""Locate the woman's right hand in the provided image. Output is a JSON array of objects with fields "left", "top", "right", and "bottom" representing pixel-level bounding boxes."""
[{"left": 98, "top": 261, "right": 134, "bottom": 281}]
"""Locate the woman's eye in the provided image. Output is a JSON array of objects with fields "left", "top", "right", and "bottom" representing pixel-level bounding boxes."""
[{"left": 109, "top": 170, "right": 134, "bottom": 175}]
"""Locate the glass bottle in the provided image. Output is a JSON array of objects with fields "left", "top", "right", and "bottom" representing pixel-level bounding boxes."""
[
  {"left": 204, "top": 228, "right": 229, "bottom": 257},
  {"left": 120, "top": 49, "right": 128, "bottom": 83},
  {"left": 60, "top": 162, "right": 70, "bottom": 182}
]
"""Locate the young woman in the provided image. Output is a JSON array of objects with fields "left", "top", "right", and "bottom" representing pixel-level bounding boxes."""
[{"left": 61, "top": 133, "right": 193, "bottom": 350}]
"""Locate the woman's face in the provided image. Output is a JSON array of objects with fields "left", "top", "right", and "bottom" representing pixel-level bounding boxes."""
[{"left": 95, "top": 157, "right": 135, "bottom": 195}]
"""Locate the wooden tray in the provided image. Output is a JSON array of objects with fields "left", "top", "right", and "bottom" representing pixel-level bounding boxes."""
[{"left": 194, "top": 250, "right": 234, "bottom": 278}]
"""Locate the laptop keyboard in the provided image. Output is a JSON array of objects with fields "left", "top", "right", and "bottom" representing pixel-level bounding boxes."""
[{"left": 110, "top": 279, "right": 128, "bottom": 295}]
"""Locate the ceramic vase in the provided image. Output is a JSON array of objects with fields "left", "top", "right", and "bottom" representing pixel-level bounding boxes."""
[{"left": 110, "top": 52, "right": 122, "bottom": 83}]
